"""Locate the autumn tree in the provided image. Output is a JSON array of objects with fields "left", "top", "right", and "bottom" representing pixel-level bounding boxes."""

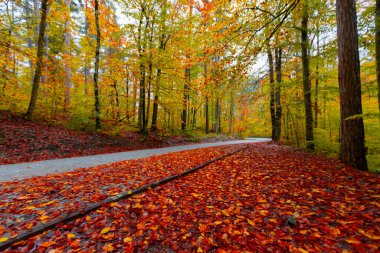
[
  {"left": 94, "top": 0, "right": 101, "bottom": 130},
  {"left": 336, "top": 0, "right": 367, "bottom": 170},
  {"left": 300, "top": 0, "right": 314, "bottom": 151},
  {"left": 25, "top": 0, "right": 50, "bottom": 120}
]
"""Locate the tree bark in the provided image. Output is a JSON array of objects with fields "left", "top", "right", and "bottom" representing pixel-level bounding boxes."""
[
  {"left": 376, "top": 0, "right": 380, "bottom": 117},
  {"left": 93, "top": 0, "right": 101, "bottom": 130},
  {"left": 314, "top": 24, "right": 320, "bottom": 128},
  {"left": 267, "top": 46, "right": 276, "bottom": 140},
  {"left": 336, "top": 0, "right": 367, "bottom": 170},
  {"left": 64, "top": 0, "right": 71, "bottom": 110},
  {"left": 182, "top": 56, "right": 190, "bottom": 131},
  {"left": 301, "top": 1, "right": 315, "bottom": 150},
  {"left": 25, "top": 0, "right": 49, "bottom": 119},
  {"left": 274, "top": 47, "right": 282, "bottom": 141}
]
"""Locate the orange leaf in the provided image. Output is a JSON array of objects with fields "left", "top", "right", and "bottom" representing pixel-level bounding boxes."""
[
  {"left": 222, "top": 210, "right": 230, "bottom": 217},
  {"left": 101, "top": 227, "right": 110, "bottom": 234},
  {"left": 40, "top": 241, "right": 55, "bottom": 248}
]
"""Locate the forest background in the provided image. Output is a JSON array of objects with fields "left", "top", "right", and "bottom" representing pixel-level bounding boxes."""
[{"left": 0, "top": 0, "right": 379, "bottom": 172}]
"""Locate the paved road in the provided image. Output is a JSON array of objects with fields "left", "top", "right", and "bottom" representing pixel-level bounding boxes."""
[{"left": 0, "top": 138, "right": 270, "bottom": 182}]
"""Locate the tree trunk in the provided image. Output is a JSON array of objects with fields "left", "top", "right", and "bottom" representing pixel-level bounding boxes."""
[
  {"left": 151, "top": 68, "right": 160, "bottom": 131},
  {"left": 301, "top": 1, "right": 315, "bottom": 151},
  {"left": 229, "top": 92, "right": 234, "bottom": 133},
  {"left": 182, "top": 57, "right": 190, "bottom": 131},
  {"left": 314, "top": 25, "right": 320, "bottom": 128},
  {"left": 93, "top": 0, "right": 101, "bottom": 130},
  {"left": 64, "top": 0, "right": 71, "bottom": 110},
  {"left": 25, "top": 0, "right": 49, "bottom": 119},
  {"left": 336, "top": 0, "right": 367, "bottom": 170},
  {"left": 274, "top": 47, "right": 282, "bottom": 141},
  {"left": 25, "top": 0, "right": 33, "bottom": 81},
  {"left": 267, "top": 46, "right": 276, "bottom": 140},
  {"left": 204, "top": 60, "right": 209, "bottom": 134},
  {"left": 376, "top": 0, "right": 380, "bottom": 117}
]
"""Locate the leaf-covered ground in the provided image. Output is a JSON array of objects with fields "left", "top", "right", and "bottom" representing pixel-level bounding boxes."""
[
  {"left": 0, "top": 144, "right": 244, "bottom": 241},
  {"left": 1, "top": 143, "right": 379, "bottom": 252},
  {"left": 0, "top": 111, "right": 234, "bottom": 165}
]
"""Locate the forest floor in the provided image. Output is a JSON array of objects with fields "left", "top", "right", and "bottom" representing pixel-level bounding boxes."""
[
  {"left": 0, "top": 111, "right": 238, "bottom": 165},
  {"left": 0, "top": 143, "right": 379, "bottom": 252}
]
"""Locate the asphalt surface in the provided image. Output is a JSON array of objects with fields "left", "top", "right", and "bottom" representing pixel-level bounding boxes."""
[{"left": 0, "top": 138, "right": 270, "bottom": 182}]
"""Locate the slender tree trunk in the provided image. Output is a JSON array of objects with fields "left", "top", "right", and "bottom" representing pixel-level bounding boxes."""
[
  {"left": 41, "top": 5, "right": 50, "bottom": 85},
  {"left": 336, "top": 0, "right": 367, "bottom": 170},
  {"left": 314, "top": 26, "right": 320, "bottom": 128},
  {"left": 301, "top": 1, "right": 315, "bottom": 150},
  {"left": 25, "top": 0, "right": 33, "bottom": 81},
  {"left": 64, "top": 0, "right": 71, "bottom": 110},
  {"left": 25, "top": 0, "right": 49, "bottom": 119},
  {"left": 376, "top": 0, "right": 380, "bottom": 117},
  {"left": 93, "top": 0, "right": 101, "bottom": 130},
  {"left": 204, "top": 60, "right": 209, "bottom": 134},
  {"left": 267, "top": 46, "right": 276, "bottom": 140},
  {"left": 274, "top": 47, "right": 282, "bottom": 141},
  {"left": 182, "top": 56, "right": 190, "bottom": 131},
  {"left": 151, "top": 68, "right": 160, "bottom": 131},
  {"left": 229, "top": 92, "right": 234, "bottom": 133},
  {"left": 84, "top": 0, "right": 89, "bottom": 95}
]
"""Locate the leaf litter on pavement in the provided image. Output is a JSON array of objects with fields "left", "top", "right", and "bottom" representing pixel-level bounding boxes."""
[
  {"left": 1, "top": 143, "right": 379, "bottom": 252},
  {"left": 0, "top": 144, "right": 245, "bottom": 242}
]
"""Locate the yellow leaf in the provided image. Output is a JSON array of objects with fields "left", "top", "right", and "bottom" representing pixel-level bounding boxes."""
[
  {"left": 247, "top": 219, "right": 255, "bottom": 226},
  {"left": 206, "top": 206, "right": 214, "bottom": 209},
  {"left": 40, "top": 241, "right": 55, "bottom": 248},
  {"left": 298, "top": 248, "right": 309, "bottom": 253},
  {"left": 358, "top": 229, "right": 380, "bottom": 240},
  {"left": 345, "top": 238, "right": 361, "bottom": 244},
  {"left": 109, "top": 202, "right": 118, "bottom": 207},
  {"left": 0, "top": 237, "right": 8, "bottom": 243},
  {"left": 222, "top": 210, "right": 230, "bottom": 217},
  {"left": 67, "top": 233, "right": 76, "bottom": 239},
  {"left": 197, "top": 247, "right": 203, "bottom": 253},
  {"left": 191, "top": 193, "right": 200, "bottom": 197},
  {"left": 214, "top": 221, "right": 223, "bottom": 225},
  {"left": 123, "top": 237, "right": 133, "bottom": 243},
  {"left": 101, "top": 227, "right": 110, "bottom": 234},
  {"left": 39, "top": 215, "right": 50, "bottom": 222},
  {"left": 127, "top": 190, "right": 132, "bottom": 195}
]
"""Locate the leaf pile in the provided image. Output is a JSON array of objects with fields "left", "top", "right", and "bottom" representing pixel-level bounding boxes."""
[
  {"left": 2, "top": 143, "right": 380, "bottom": 252},
  {"left": 0, "top": 144, "right": 245, "bottom": 241},
  {"left": 0, "top": 111, "right": 235, "bottom": 165}
]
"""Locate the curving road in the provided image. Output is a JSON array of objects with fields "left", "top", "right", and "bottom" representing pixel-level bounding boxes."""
[{"left": 0, "top": 138, "right": 270, "bottom": 182}]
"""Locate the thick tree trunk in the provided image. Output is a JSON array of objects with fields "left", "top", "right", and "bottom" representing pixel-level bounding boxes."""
[
  {"left": 93, "top": 0, "right": 101, "bottom": 130},
  {"left": 376, "top": 0, "right": 380, "bottom": 117},
  {"left": 25, "top": 0, "right": 49, "bottom": 119},
  {"left": 267, "top": 47, "right": 276, "bottom": 140},
  {"left": 274, "top": 47, "right": 282, "bottom": 141},
  {"left": 336, "top": 0, "right": 367, "bottom": 170},
  {"left": 301, "top": 1, "right": 315, "bottom": 150}
]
